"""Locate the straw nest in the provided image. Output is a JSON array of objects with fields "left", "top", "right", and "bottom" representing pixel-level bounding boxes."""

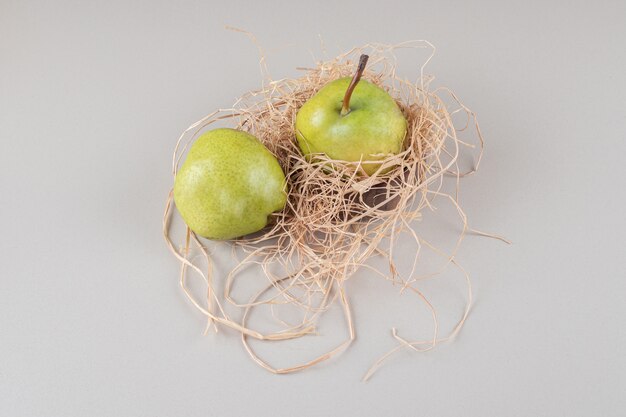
[{"left": 163, "top": 40, "right": 500, "bottom": 380}]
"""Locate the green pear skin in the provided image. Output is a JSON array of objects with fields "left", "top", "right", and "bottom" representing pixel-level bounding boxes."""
[
  {"left": 295, "top": 78, "right": 407, "bottom": 175},
  {"left": 173, "top": 128, "right": 287, "bottom": 240}
]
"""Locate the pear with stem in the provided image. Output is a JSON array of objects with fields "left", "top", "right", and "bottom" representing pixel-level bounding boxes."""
[{"left": 295, "top": 54, "right": 407, "bottom": 175}]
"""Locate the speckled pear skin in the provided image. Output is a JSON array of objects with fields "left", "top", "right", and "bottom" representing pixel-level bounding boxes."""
[
  {"left": 173, "top": 128, "right": 287, "bottom": 240},
  {"left": 295, "top": 77, "right": 407, "bottom": 175}
]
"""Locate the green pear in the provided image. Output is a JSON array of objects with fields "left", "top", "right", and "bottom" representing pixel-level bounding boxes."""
[
  {"left": 173, "top": 128, "right": 287, "bottom": 240},
  {"left": 295, "top": 54, "right": 407, "bottom": 176}
]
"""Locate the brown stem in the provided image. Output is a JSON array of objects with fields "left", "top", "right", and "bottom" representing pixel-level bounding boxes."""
[{"left": 341, "top": 54, "right": 369, "bottom": 116}]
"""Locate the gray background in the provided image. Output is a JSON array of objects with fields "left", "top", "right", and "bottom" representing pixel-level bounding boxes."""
[{"left": 1, "top": 0, "right": 625, "bottom": 416}]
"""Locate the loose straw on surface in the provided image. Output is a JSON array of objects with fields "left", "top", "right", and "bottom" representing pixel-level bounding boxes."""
[{"left": 163, "top": 40, "right": 505, "bottom": 380}]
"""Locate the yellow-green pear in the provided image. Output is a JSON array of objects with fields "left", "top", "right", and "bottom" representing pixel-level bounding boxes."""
[
  {"left": 174, "top": 128, "right": 287, "bottom": 240},
  {"left": 295, "top": 54, "right": 407, "bottom": 175}
]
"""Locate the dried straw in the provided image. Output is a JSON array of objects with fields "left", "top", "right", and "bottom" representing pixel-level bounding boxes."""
[{"left": 163, "top": 39, "right": 505, "bottom": 380}]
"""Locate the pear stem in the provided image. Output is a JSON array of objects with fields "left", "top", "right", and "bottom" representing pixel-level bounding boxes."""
[{"left": 341, "top": 54, "right": 369, "bottom": 116}]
